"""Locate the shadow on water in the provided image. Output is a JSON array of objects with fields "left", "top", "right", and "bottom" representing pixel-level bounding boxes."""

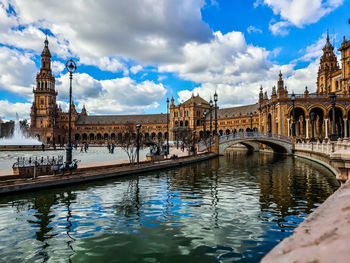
[{"left": 0, "top": 151, "right": 340, "bottom": 262}]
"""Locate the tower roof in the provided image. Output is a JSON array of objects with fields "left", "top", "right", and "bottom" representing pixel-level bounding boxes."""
[
  {"left": 323, "top": 30, "right": 333, "bottom": 50},
  {"left": 41, "top": 34, "right": 51, "bottom": 57}
]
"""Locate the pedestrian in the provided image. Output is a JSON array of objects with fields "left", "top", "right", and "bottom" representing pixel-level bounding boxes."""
[
  {"left": 80, "top": 145, "right": 84, "bottom": 152},
  {"left": 41, "top": 143, "right": 45, "bottom": 151},
  {"left": 111, "top": 143, "right": 115, "bottom": 154}
]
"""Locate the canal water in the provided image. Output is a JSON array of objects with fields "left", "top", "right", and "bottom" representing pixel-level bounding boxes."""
[{"left": 0, "top": 151, "right": 339, "bottom": 262}]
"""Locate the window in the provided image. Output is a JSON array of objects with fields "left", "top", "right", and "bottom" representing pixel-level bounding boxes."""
[{"left": 40, "top": 99, "right": 44, "bottom": 105}]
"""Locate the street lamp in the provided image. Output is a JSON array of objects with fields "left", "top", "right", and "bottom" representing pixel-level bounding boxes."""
[
  {"left": 291, "top": 91, "right": 296, "bottom": 137},
  {"left": 166, "top": 98, "right": 169, "bottom": 156},
  {"left": 192, "top": 130, "right": 196, "bottom": 156},
  {"left": 329, "top": 92, "right": 338, "bottom": 141},
  {"left": 214, "top": 91, "right": 218, "bottom": 135},
  {"left": 136, "top": 124, "right": 141, "bottom": 164},
  {"left": 202, "top": 110, "right": 207, "bottom": 134},
  {"left": 65, "top": 59, "right": 77, "bottom": 167},
  {"left": 249, "top": 112, "right": 253, "bottom": 132},
  {"left": 209, "top": 99, "right": 213, "bottom": 135}
]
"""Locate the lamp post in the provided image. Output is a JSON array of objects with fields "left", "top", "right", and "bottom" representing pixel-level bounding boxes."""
[
  {"left": 166, "top": 98, "right": 169, "bottom": 156},
  {"left": 65, "top": 59, "right": 77, "bottom": 166},
  {"left": 209, "top": 99, "right": 213, "bottom": 135},
  {"left": 136, "top": 124, "right": 141, "bottom": 164},
  {"left": 291, "top": 91, "right": 296, "bottom": 137},
  {"left": 329, "top": 92, "right": 338, "bottom": 141},
  {"left": 202, "top": 110, "right": 207, "bottom": 134},
  {"left": 192, "top": 130, "right": 196, "bottom": 156},
  {"left": 249, "top": 112, "right": 253, "bottom": 132},
  {"left": 214, "top": 92, "right": 218, "bottom": 135}
]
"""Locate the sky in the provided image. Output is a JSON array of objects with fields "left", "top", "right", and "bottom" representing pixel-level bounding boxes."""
[{"left": 0, "top": 0, "right": 349, "bottom": 120}]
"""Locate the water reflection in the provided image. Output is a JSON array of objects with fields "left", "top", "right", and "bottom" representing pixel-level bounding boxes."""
[{"left": 0, "top": 152, "right": 339, "bottom": 262}]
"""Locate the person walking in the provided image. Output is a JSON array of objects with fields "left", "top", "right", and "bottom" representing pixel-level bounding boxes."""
[{"left": 111, "top": 143, "right": 115, "bottom": 154}]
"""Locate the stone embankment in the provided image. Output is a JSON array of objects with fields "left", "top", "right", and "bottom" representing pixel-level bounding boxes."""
[
  {"left": 263, "top": 140, "right": 350, "bottom": 262},
  {"left": 0, "top": 152, "right": 218, "bottom": 195}
]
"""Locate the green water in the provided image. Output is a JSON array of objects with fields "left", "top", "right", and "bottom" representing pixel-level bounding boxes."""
[{"left": 0, "top": 152, "right": 339, "bottom": 262}]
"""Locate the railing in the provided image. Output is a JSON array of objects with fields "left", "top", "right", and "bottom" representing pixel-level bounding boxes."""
[
  {"left": 219, "top": 132, "right": 292, "bottom": 144},
  {"left": 295, "top": 140, "right": 350, "bottom": 155},
  {"left": 198, "top": 132, "right": 292, "bottom": 151}
]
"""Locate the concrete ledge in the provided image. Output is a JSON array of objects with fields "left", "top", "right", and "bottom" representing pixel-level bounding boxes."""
[
  {"left": 0, "top": 153, "right": 219, "bottom": 195},
  {"left": 262, "top": 179, "right": 350, "bottom": 263}
]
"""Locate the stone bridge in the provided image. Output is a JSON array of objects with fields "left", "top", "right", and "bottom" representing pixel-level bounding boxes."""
[{"left": 199, "top": 132, "right": 293, "bottom": 154}]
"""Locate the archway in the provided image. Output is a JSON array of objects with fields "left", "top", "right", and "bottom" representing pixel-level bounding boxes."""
[
  {"left": 309, "top": 107, "right": 324, "bottom": 141},
  {"left": 96, "top": 133, "right": 102, "bottom": 141},
  {"left": 104, "top": 133, "right": 109, "bottom": 141},
  {"left": 74, "top": 133, "right": 80, "bottom": 141},
  {"left": 328, "top": 107, "right": 344, "bottom": 138},
  {"left": 117, "top": 133, "right": 123, "bottom": 141},
  {"left": 290, "top": 107, "right": 306, "bottom": 139},
  {"left": 219, "top": 130, "right": 223, "bottom": 136},
  {"left": 89, "top": 133, "right": 94, "bottom": 141},
  {"left": 185, "top": 120, "right": 189, "bottom": 127},
  {"left": 111, "top": 133, "right": 116, "bottom": 141},
  {"left": 82, "top": 133, "right": 87, "bottom": 141},
  {"left": 180, "top": 121, "right": 183, "bottom": 127},
  {"left": 226, "top": 129, "right": 230, "bottom": 135}
]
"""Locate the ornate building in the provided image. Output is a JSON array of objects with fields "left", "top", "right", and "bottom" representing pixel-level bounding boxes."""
[
  {"left": 260, "top": 33, "right": 350, "bottom": 141},
  {"left": 29, "top": 32, "right": 350, "bottom": 145}
]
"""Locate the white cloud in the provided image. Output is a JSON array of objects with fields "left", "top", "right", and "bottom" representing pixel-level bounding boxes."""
[
  {"left": 79, "top": 56, "right": 128, "bottom": 74},
  {"left": 163, "top": 29, "right": 325, "bottom": 107},
  {"left": 247, "top": 25, "right": 263, "bottom": 34},
  {"left": 51, "top": 61, "right": 65, "bottom": 75},
  {"left": 9, "top": 0, "right": 212, "bottom": 65},
  {"left": 261, "top": 0, "right": 343, "bottom": 27},
  {"left": 130, "top": 65, "right": 143, "bottom": 74},
  {"left": 55, "top": 73, "right": 166, "bottom": 115},
  {"left": 257, "top": 0, "right": 343, "bottom": 35},
  {"left": 0, "top": 100, "right": 32, "bottom": 120},
  {"left": 269, "top": 21, "right": 290, "bottom": 36},
  {"left": 0, "top": 46, "right": 36, "bottom": 98}
]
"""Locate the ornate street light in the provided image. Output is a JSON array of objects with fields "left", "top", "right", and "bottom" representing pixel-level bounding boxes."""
[
  {"left": 209, "top": 99, "right": 213, "bottom": 135},
  {"left": 291, "top": 91, "right": 296, "bottom": 137},
  {"left": 166, "top": 98, "right": 169, "bottom": 156},
  {"left": 329, "top": 92, "right": 338, "bottom": 141},
  {"left": 65, "top": 59, "right": 77, "bottom": 166},
  {"left": 249, "top": 112, "right": 253, "bottom": 131},
  {"left": 136, "top": 124, "right": 141, "bottom": 164},
  {"left": 214, "top": 91, "right": 218, "bottom": 135},
  {"left": 202, "top": 110, "right": 207, "bottom": 134}
]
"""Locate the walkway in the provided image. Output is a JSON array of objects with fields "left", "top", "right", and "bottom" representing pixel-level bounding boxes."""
[{"left": 0, "top": 152, "right": 218, "bottom": 195}]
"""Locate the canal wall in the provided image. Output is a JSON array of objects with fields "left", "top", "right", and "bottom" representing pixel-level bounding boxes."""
[
  {"left": 0, "top": 153, "right": 219, "bottom": 195},
  {"left": 261, "top": 178, "right": 350, "bottom": 263},
  {"left": 262, "top": 142, "right": 350, "bottom": 262}
]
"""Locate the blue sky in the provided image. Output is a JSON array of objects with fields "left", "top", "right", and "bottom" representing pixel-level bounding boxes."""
[{"left": 0, "top": 0, "right": 349, "bottom": 120}]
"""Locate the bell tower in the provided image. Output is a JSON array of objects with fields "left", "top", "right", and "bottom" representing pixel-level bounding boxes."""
[
  {"left": 29, "top": 35, "right": 59, "bottom": 144},
  {"left": 317, "top": 31, "right": 339, "bottom": 94}
]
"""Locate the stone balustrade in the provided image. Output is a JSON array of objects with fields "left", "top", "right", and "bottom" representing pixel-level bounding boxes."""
[{"left": 295, "top": 139, "right": 350, "bottom": 182}]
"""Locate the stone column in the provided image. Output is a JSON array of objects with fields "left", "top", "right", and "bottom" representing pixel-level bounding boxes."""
[
  {"left": 344, "top": 119, "right": 348, "bottom": 139},
  {"left": 324, "top": 119, "right": 329, "bottom": 139},
  {"left": 305, "top": 118, "right": 309, "bottom": 139},
  {"left": 287, "top": 118, "right": 290, "bottom": 137}
]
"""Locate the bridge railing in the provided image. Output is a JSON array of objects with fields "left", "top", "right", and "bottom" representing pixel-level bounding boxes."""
[
  {"left": 219, "top": 132, "right": 292, "bottom": 144},
  {"left": 198, "top": 132, "right": 292, "bottom": 151}
]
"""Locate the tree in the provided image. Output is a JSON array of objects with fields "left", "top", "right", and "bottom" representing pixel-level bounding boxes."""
[
  {"left": 172, "top": 127, "right": 197, "bottom": 155},
  {"left": 116, "top": 123, "right": 143, "bottom": 164},
  {"left": 199, "top": 131, "right": 213, "bottom": 153}
]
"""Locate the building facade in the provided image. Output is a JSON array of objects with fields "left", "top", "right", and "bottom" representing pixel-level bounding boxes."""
[{"left": 29, "top": 32, "right": 350, "bottom": 145}]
